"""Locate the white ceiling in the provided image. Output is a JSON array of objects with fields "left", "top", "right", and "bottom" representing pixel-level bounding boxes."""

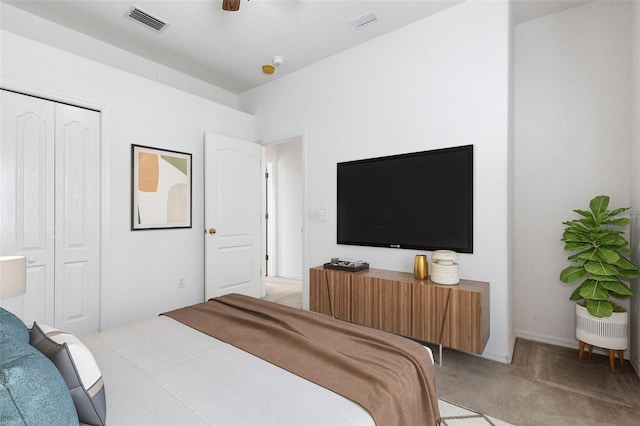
[{"left": 1, "top": 0, "right": 592, "bottom": 95}]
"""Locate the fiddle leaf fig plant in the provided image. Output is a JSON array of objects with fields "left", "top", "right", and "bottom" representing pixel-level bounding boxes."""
[{"left": 559, "top": 195, "right": 637, "bottom": 318}]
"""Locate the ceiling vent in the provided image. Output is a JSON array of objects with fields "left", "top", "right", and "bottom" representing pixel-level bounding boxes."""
[
  {"left": 350, "top": 11, "right": 379, "bottom": 29},
  {"left": 127, "top": 6, "right": 168, "bottom": 32}
]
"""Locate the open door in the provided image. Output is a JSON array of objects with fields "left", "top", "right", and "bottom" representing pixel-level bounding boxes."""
[{"left": 204, "top": 133, "right": 261, "bottom": 300}]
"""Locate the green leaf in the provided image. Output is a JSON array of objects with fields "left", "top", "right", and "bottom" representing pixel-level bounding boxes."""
[
  {"left": 568, "top": 252, "right": 585, "bottom": 262},
  {"left": 564, "top": 242, "right": 592, "bottom": 252},
  {"left": 560, "top": 266, "right": 586, "bottom": 283},
  {"left": 593, "top": 247, "right": 619, "bottom": 263},
  {"left": 586, "top": 299, "right": 613, "bottom": 318},
  {"left": 565, "top": 220, "right": 590, "bottom": 229},
  {"left": 573, "top": 209, "right": 593, "bottom": 219},
  {"left": 569, "top": 286, "right": 584, "bottom": 301},
  {"left": 583, "top": 261, "right": 618, "bottom": 276},
  {"left": 617, "top": 269, "right": 640, "bottom": 279},
  {"left": 589, "top": 196, "right": 609, "bottom": 220},
  {"left": 563, "top": 224, "right": 590, "bottom": 234},
  {"left": 603, "top": 217, "right": 629, "bottom": 226},
  {"left": 588, "top": 274, "right": 619, "bottom": 282},
  {"left": 576, "top": 217, "right": 597, "bottom": 227},
  {"left": 609, "top": 292, "right": 632, "bottom": 300},
  {"left": 562, "top": 228, "right": 589, "bottom": 241},
  {"left": 600, "top": 279, "right": 634, "bottom": 297},
  {"left": 579, "top": 280, "right": 609, "bottom": 300},
  {"left": 575, "top": 248, "right": 598, "bottom": 261},
  {"left": 616, "top": 255, "right": 639, "bottom": 270},
  {"left": 607, "top": 207, "right": 629, "bottom": 217},
  {"left": 599, "top": 233, "right": 627, "bottom": 247}
]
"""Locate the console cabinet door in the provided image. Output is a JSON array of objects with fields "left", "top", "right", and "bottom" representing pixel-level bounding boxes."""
[
  {"left": 411, "top": 284, "right": 452, "bottom": 344},
  {"left": 412, "top": 284, "right": 488, "bottom": 354},
  {"left": 309, "top": 268, "right": 351, "bottom": 321},
  {"left": 440, "top": 288, "right": 488, "bottom": 354},
  {"left": 351, "top": 276, "right": 411, "bottom": 335}
]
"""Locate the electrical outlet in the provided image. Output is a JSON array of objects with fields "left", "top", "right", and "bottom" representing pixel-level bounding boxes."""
[{"left": 178, "top": 278, "right": 184, "bottom": 288}]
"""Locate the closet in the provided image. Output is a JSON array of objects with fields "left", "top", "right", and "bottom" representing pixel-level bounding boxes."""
[{"left": 0, "top": 90, "right": 100, "bottom": 335}]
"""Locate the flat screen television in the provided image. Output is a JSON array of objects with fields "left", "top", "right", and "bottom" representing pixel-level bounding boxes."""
[{"left": 337, "top": 145, "right": 473, "bottom": 253}]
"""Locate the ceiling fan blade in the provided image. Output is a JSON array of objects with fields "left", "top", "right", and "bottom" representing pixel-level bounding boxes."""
[{"left": 222, "top": 0, "right": 240, "bottom": 11}]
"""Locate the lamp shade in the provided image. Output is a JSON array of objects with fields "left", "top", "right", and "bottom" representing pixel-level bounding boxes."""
[{"left": 0, "top": 256, "right": 26, "bottom": 300}]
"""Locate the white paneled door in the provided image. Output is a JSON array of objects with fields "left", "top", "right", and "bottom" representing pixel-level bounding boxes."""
[
  {"left": 0, "top": 90, "right": 100, "bottom": 335},
  {"left": 204, "top": 133, "right": 261, "bottom": 300}
]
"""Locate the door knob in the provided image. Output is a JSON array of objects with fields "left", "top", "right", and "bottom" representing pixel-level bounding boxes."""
[{"left": 208, "top": 228, "right": 217, "bottom": 235}]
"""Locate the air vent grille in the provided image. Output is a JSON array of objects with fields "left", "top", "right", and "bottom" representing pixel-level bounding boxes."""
[
  {"left": 127, "top": 6, "right": 167, "bottom": 32},
  {"left": 350, "top": 11, "right": 379, "bottom": 29}
]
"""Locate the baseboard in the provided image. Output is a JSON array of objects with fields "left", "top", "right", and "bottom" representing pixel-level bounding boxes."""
[
  {"left": 515, "top": 330, "right": 578, "bottom": 350},
  {"left": 474, "top": 332, "right": 516, "bottom": 364},
  {"left": 631, "top": 357, "right": 640, "bottom": 379},
  {"left": 515, "top": 330, "right": 631, "bottom": 360},
  {"left": 480, "top": 349, "right": 513, "bottom": 364}
]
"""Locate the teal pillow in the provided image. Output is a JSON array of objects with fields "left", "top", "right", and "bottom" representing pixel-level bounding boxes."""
[
  {"left": 0, "top": 341, "right": 79, "bottom": 426},
  {"left": 0, "top": 307, "right": 29, "bottom": 343}
]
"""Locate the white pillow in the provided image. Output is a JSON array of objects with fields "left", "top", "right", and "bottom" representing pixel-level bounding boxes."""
[{"left": 30, "top": 322, "right": 106, "bottom": 426}]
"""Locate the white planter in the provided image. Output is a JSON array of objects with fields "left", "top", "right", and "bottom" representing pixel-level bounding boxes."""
[{"left": 575, "top": 304, "right": 629, "bottom": 350}]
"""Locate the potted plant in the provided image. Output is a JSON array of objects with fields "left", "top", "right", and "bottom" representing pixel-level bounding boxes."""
[{"left": 559, "top": 195, "right": 637, "bottom": 357}]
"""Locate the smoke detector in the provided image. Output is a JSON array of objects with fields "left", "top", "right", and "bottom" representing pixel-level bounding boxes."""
[{"left": 272, "top": 56, "right": 284, "bottom": 67}]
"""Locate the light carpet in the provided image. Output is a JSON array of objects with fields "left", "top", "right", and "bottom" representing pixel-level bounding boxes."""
[
  {"left": 264, "top": 277, "right": 515, "bottom": 426},
  {"left": 439, "top": 399, "right": 513, "bottom": 426}
]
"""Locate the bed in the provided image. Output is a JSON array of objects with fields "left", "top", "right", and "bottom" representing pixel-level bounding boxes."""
[{"left": 1, "top": 294, "right": 439, "bottom": 426}]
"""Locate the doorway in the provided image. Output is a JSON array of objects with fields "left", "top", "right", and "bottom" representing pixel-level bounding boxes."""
[{"left": 263, "top": 136, "right": 303, "bottom": 305}]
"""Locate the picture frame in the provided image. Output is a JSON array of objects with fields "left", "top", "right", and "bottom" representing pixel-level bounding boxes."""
[{"left": 131, "top": 144, "right": 192, "bottom": 230}]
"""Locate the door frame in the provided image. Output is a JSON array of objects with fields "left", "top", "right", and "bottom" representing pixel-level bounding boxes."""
[
  {"left": 260, "top": 131, "right": 308, "bottom": 308},
  {"left": 2, "top": 79, "right": 107, "bottom": 330}
]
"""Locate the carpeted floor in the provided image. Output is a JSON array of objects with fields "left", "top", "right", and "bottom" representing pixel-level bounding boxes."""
[
  {"left": 263, "top": 276, "right": 640, "bottom": 425},
  {"left": 262, "top": 276, "right": 303, "bottom": 307}
]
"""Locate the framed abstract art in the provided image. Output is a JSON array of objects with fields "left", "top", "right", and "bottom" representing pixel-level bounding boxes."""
[{"left": 131, "top": 144, "right": 192, "bottom": 230}]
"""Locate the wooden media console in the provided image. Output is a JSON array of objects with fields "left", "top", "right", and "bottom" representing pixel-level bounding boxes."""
[{"left": 309, "top": 266, "right": 490, "bottom": 355}]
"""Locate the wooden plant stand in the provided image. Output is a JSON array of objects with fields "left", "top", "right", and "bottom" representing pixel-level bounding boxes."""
[{"left": 578, "top": 340, "right": 624, "bottom": 373}]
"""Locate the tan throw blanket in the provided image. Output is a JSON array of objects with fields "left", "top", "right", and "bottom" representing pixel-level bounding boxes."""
[{"left": 163, "top": 294, "right": 440, "bottom": 426}]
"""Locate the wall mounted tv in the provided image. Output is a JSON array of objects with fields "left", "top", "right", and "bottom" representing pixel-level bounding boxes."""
[{"left": 337, "top": 144, "right": 473, "bottom": 253}]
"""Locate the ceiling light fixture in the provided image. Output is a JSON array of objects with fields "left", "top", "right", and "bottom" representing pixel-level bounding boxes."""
[
  {"left": 262, "top": 56, "right": 284, "bottom": 75},
  {"left": 262, "top": 65, "right": 275, "bottom": 75}
]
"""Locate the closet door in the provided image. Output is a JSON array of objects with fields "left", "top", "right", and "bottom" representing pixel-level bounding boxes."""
[
  {"left": 0, "top": 90, "right": 55, "bottom": 325},
  {"left": 0, "top": 90, "right": 100, "bottom": 335},
  {"left": 54, "top": 103, "right": 100, "bottom": 335}
]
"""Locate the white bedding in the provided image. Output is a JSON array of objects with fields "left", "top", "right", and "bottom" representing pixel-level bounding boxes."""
[{"left": 80, "top": 315, "right": 378, "bottom": 426}]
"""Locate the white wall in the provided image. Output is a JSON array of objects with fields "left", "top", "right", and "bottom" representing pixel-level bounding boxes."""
[
  {"left": 241, "top": 0, "right": 513, "bottom": 362},
  {"left": 514, "top": 2, "right": 632, "bottom": 348},
  {"left": 1, "top": 30, "right": 254, "bottom": 331},
  {"left": 630, "top": 0, "right": 640, "bottom": 374}
]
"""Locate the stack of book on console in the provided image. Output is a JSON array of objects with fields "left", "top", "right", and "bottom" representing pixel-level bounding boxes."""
[{"left": 323, "top": 258, "right": 369, "bottom": 272}]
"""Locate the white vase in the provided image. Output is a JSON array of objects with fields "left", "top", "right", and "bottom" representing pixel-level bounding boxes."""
[{"left": 575, "top": 304, "right": 629, "bottom": 350}]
